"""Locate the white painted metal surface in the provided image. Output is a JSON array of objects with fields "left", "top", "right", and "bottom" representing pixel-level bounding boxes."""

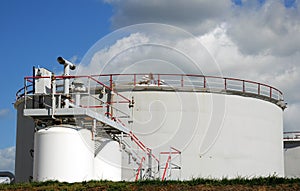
[
  {"left": 34, "top": 68, "right": 52, "bottom": 94},
  {"left": 284, "top": 136, "right": 300, "bottom": 177},
  {"left": 33, "top": 125, "right": 94, "bottom": 182},
  {"left": 118, "top": 91, "right": 284, "bottom": 179},
  {"left": 94, "top": 138, "right": 122, "bottom": 181},
  {"left": 14, "top": 100, "right": 35, "bottom": 183},
  {"left": 15, "top": 72, "right": 285, "bottom": 182}
]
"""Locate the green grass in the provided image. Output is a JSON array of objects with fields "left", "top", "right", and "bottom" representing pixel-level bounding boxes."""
[{"left": 1, "top": 177, "right": 300, "bottom": 191}]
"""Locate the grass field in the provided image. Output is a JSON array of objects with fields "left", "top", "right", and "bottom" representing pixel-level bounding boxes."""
[{"left": 1, "top": 177, "right": 300, "bottom": 191}]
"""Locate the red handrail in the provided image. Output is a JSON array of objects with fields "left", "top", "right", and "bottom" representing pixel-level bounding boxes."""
[
  {"left": 130, "top": 131, "right": 159, "bottom": 163},
  {"left": 135, "top": 157, "right": 145, "bottom": 181},
  {"left": 161, "top": 155, "right": 171, "bottom": 181},
  {"left": 77, "top": 73, "right": 283, "bottom": 99},
  {"left": 17, "top": 73, "right": 284, "bottom": 103}
]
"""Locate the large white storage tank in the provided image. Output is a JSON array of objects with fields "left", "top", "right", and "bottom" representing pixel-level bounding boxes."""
[
  {"left": 14, "top": 64, "right": 286, "bottom": 181},
  {"left": 112, "top": 74, "right": 286, "bottom": 180},
  {"left": 33, "top": 125, "right": 94, "bottom": 182}
]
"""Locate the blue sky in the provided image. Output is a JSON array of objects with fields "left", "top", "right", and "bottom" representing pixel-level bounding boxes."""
[
  {"left": 0, "top": 1, "right": 113, "bottom": 150},
  {"left": 0, "top": 0, "right": 299, "bottom": 173}
]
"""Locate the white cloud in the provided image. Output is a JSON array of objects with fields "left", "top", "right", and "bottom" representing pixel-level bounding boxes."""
[
  {"left": 105, "top": 0, "right": 300, "bottom": 57},
  {"left": 284, "top": 102, "right": 300, "bottom": 131},
  {"left": 199, "top": 26, "right": 300, "bottom": 131},
  {"left": 96, "top": 0, "right": 300, "bottom": 131},
  {"left": 77, "top": 32, "right": 150, "bottom": 75},
  {"left": 105, "top": 0, "right": 232, "bottom": 34},
  {"left": 77, "top": 27, "right": 219, "bottom": 76},
  {"left": 0, "top": 147, "right": 15, "bottom": 173},
  {"left": 228, "top": 1, "right": 300, "bottom": 56}
]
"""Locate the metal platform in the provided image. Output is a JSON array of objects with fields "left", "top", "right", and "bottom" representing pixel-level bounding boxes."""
[{"left": 24, "top": 107, "right": 130, "bottom": 134}]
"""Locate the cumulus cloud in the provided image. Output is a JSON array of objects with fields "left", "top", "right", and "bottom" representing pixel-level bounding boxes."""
[
  {"left": 228, "top": 1, "right": 300, "bottom": 56},
  {"left": 105, "top": 0, "right": 232, "bottom": 34},
  {"left": 199, "top": 25, "right": 300, "bottom": 130},
  {"left": 0, "top": 147, "right": 15, "bottom": 173},
  {"left": 77, "top": 32, "right": 150, "bottom": 75},
  {"left": 98, "top": 0, "right": 300, "bottom": 131},
  {"left": 77, "top": 26, "right": 219, "bottom": 76},
  {"left": 105, "top": 0, "right": 300, "bottom": 57}
]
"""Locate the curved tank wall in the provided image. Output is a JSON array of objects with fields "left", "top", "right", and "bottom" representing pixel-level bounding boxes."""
[
  {"left": 94, "top": 138, "right": 122, "bottom": 181},
  {"left": 117, "top": 91, "right": 284, "bottom": 179},
  {"left": 284, "top": 139, "right": 300, "bottom": 178},
  {"left": 14, "top": 99, "right": 35, "bottom": 183},
  {"left": 33, "top": 125, "right": 94, "bottom": 182}
]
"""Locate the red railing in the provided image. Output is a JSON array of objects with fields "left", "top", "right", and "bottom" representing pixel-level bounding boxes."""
[
  {"left": 90, "top": 73, "right": 284, "bottom": 101},
  {"left": 135, "top": 157, "right": 145, "bottom": 181},
  {"left": 283, "top": 131, "right": 300, "bottom": 140},
  {"left": 161, "top": 155, "right": 171, "bottom": 181},
  {"left": 129, "top": 131, "right": 159, "bottom": 163},
  {"left": 160, "top": 147, "right": 181, "bottom": 181},
  {"left": 17, "top": 75, "right": 132, "bottom": 103},
  {"left": 17, "top": 73, "right": 284, "bottom": 102}
]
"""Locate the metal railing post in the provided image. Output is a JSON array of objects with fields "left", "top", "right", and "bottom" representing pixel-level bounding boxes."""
[
  {"left": 24, "top": 78, "right": 27, "bottom": 109},
  {"left": 181, "top": 75, "right": 184, "bottom": 87},
  {"left": 110, "top": 75, "right": 113, "bottom": 89},
  {"left": 133, "top": 74, "right": 136, "bottom": 86}
]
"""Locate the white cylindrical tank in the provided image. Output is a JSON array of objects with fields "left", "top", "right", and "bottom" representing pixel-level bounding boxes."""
[
  {"left": 14, "top": 100, "right": 35, "bottom": 183},
  {"left": 283, "top": 134, "right": 300, "bottom": 178},
  {"left": 94, "top": 137, "right": 122, "bottom": 181},
  {"left": 33, "top": 125, "right": 94, "bottom": 182},
  {"left": 117, "top": 90, "right": 284, "bottom": 180}
]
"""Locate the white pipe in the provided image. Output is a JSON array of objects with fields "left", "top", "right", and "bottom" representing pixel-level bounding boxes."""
[
  {"left": 57, "top": 57, "right": 76, "bottom": 108},
  {"left": 51, "top": 73, "right": 56, "bottom": 119}
]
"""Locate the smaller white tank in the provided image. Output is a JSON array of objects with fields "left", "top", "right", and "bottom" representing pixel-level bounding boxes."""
[
  {"left": 94, "top": 137, "right": 122, "bottom": 181},
  {"left": 33, "top": 125, "right": 94, "bottom": 182}
]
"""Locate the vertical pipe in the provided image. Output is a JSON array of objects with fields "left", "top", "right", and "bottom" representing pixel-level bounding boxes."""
[
  {"left": 92, "top": 119, "right": 96, "bottom": 141},
  {"left": 242, "top": 80, "right": 245, "bottom": 93},
  {"left": 63, "top": 64, "right": 70, "bottom": 108},
  {"left": 64, "top": 65, "right": 70, "bottom": 95},
  {"left": 148, "top": 150, "right": 152, "bottom": 178},
  {"left": 168, "top": 147, "right": 172, "bottom": 179},
  {"left": 203, "top": 77, "right": 206, "bottom": 88},
  {"left": 157, "top": 74, "right": 160, "bottom": 87},
  {"left": 133, "top": 74, "right": 136, "bottom": 86},
  {"left": 109, "top": 75, "right": 113, "bottom": 89},
  {"left": 258, "top": 84, "right": 260, "bottom": 95},
  {"left": 224, "top": 78, "right": 227, "bottom": 90},
  {"left": 24, "top": 78, "right": 27, "bottom": 109},
  {"left": 32, "top": 67, "right": 35, "bottom": 108},
  {"left": 181, "top": 75, "right": 183, "bottom": 87},
  {"left": 51, "top": 73, "right": 56, "bottom": 118}
]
